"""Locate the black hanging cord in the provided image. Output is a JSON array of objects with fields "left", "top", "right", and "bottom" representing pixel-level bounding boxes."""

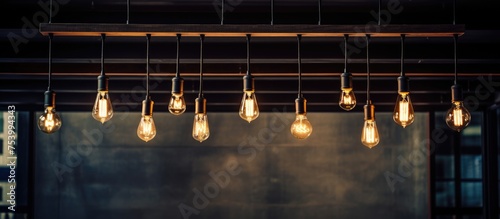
[
  {"left": 100, "top": 34, "right": 106, "bottom": 76},
  {"left": 146, "top": 34, "right": 151, "bottom": 97},
  {"left": 49, "top": 0, "right": 53, "bottom": 23},
  {"left": 366, "top": 34, "right": 371, "bottom": 102},
  {"left": 176, "top": 34, "right": 181, "bottom": 78},
  {"left": 48, "top": 33, "right": 53, "bottom": 90},
  {"left": 271, "top": 0, "right": 274, "bottom": 25},
  {"left": 453, "top": 34, "right": 458, "bottom": 84},
  {"left": 378, "top": 0, "right": 381, "bottom": 25},
  {"left": 246, "top": 34, "right": 251, "bottom": 75},
  {"left": 453, "top": 0, "right": 456, "bottom": 25},
  {"left": 127, "top": 0, "right": 130, "bottom": 24},
  {"left": 297, "top": 34, "right": 302, "bottom": 96},
  {"left": 221, "top": 0, "right": 224, "bottom": 25},
  {"left": 344, "top": 34, "right": 348, "bottom": 72},
  {"left": 199, "top": 34, "right": 205, "bottom": 97},
  {"left": 318, "top": 0, "right": 322, "bottom": 25},
  {"left": 400, "top": 34, "right": 405, "bottom": 76}
]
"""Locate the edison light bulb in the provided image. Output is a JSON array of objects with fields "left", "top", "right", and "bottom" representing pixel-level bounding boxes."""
[
  {"left": 361, "top": 120, "right": 380, "bottom": 148},
  {"left": 291, "top": 114, "right": 312, "bottom": 139},
  {"left": 339, "top": 88, "right": 356, "bottom": 111},
  {"left": 92, "top": 91, "right": 113, "bottom": 123},
  {"left": 137, "top": 115, "right": 156, "bottom": 142},
  {"left": 168, "top": 94, "right": 186, "bottom": 115},
  {"left": 38, "top": 106, "right": 62, "bottom": 134},
  {"left": 445, "top": 101, "right": 471, "bottom": 132},
  {"left": 193, "top": 113, "right": 210, "bottom": 142},
  {"left": 239, "top": 91, "right": 259, "bottom": 122},
  {"left": 393, "top": 92, "right": 414, "bottom": 128}
]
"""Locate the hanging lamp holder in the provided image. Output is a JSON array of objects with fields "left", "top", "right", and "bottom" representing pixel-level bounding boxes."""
[
  {"left": 195, "top": 97, "right": 207, "bottom": 114},
  {"left": 142, "top": 97, "right": 154, "bottom": 116},
  {"left": 341, "top": 72, "right": 353, "bottom": 90},
  {"left": 97, "top": 75, "right": 109, "bottom": 92},
  {"left": 44, "top": 90, "right": 56, "bottom": 108},
  {"left": 295, "top": 96, "right": 307, "bottom": 115},
  {"left": 243, "top": 75, "right": 254, "bottom": 92},
  {"left": 364, "top": 103, "right": 375, "bottom": 121},
  {"left": 171, "top": 76, "right": 184, "bottom": 96},
  {"left": 397, "top": 75, "right": 409, "bottom": 93},
  {"left": 451, "top": 84, "right": 463, "bottom": 102}
]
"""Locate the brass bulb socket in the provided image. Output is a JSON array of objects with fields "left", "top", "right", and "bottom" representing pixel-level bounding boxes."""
[
  {"left": 295, "top": 97, "right": 307, "bottom": 115},
  {"left": 195, "top": 97, "right": 206, "bottom": 114},
  {"left": 364, "top": 103, "right": 375, "bottom": 121},
  {"left": 142, "top": 98, "right": 154, "bottom": 116}
]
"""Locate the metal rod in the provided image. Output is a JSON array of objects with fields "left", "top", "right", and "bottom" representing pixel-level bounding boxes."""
[
  {"left": 146, "top": 34, "right": 151, "bottom": 97},
  {"left": 199, "top": 34, "right": 205, "bottom": 97},
  {"left": 318, "top": 0, "right": 322, "bottom": 25},
  {"left": 176, "top": 34, "right": 181, "bottom": 78},
  {"left": 454, "top": 34, "right": 458, "bottom": 84},
  {"left": 401, "top": 34, "right": 405, "bottom": 76},
  {"left": 297, "top": 34, "right": 302, "bottom": 96},
  {"left": 366, "top": 34, "right": 371, "bottom": 102},
  {"left": 344, "top": 34, "right": 348, "bottom": 72},
  {"left": 101, "top": 33, "right": 105, "bottom": 76},
  {"left": 246, "top": 34, "right": 251, "bottom": 75},
  {"left": 127, "top": 0, "right": 130, "bottom": 24},
  {"left": 271, "top": 0, "right": 274, "bottom": 25},
  {"left": 48, "top": 33, "right": 53, "bottom": 90}
]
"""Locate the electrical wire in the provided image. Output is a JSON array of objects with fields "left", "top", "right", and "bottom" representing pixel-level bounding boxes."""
[
  {"left": 297, "top": 34, "right": 302, "bottom": 97},
  {"left": 146, "top": 34, "right": 151, "bottom": 97},
  {"left": 366, "top": 34, "right": 371, "bottom": 102},
  {"left": 176, "top": 34, "right": 181, "bottom": 78},
  {"left": 454, "top": 34, "right": 458, "bottom": 84},
  {"left": 48, "top": 33, "right": 53, "bottom": 90},
  {"left": 101, "top": 33, "right": 105, "bottom": 76},
  {"left": 246, "top": 34, "right": 251, "bottom": 75},
  {"left": 400, "top": 34, "right": 405, "bottom": 76},
  {"left": 344, "top": 34, "right": 348, "bottom": 72},
  {"left": 199, "top": 34, "right": 205, "bottom": 97}
]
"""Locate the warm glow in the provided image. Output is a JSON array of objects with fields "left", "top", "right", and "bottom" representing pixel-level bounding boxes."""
[
  {"left": 168, "top": 95, "right": 186, "bottom": 115},
  {"left": 92, "top": 91, "right": 113, "bottom": 124},
  {"left": 445, "top": 101, "right": 471, "bottom": 132},
  {"left": 393, "top": 93, "right": 415, "bottom": 128},
  {"left": 361, "top": 120, "right": 379, "bottom": 148},
  {"left": 38, "top": 106, "right": 62, "bottom": 134},
  {"left": 339, "top": 89, "right": 356, "bottom": 111},
  {"left": 193, "top": 113, "right": 210, "bottom": 142},
  {"left": 290, "top": 114, "right": 312, "bottom": 139},
  {"left": 137, "top": 115, "right": 156, "bottom": 142},
  {"left": 239, "top": 92, "right": 259, "bottom": 123}
]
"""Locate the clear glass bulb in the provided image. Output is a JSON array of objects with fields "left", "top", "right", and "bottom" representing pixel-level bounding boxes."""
[
  {"left": 393, "top": 92, "right": 415, "bottom": 128},
  {"left": 137, "top": 115, "right": 156, "bottom": 142},
  {"left": 339, "top": 88, "right": 356, "bottom": 111},
  {"left": 361, "top": 119, "right": 380, "bottom": 148},
  {"left": 193, "top": 113, "right": 210, "bottom": 142},
  {"left": 38, "top": 106, "right": 62, "bottom": 134},
  {"left": 445, "top": 101, "right": 471, "bottom": 132},
  {"left": 290, "top": 114, "right": 313, "bottom": 139},
  {"left": 239, "top": 91, "right": 259, "bottom": 123},
  {"left": 92, "top": 91, "right": 113, "bottom": 124},
  {"left": 168, "top": 94, "right": 186, "bottom": 115}
]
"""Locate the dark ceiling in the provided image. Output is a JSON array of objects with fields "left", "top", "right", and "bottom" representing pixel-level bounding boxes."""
[{"left": 1, "top": 0, "right": 499, "bottom": 112}]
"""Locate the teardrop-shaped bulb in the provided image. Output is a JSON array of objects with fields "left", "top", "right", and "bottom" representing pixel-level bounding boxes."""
[
  {"left": 290, "top": 114, "right": 313, "bottom": 139},
  {"left": 445, "top": 101, "right": 471, "bottom": 132},
  {"left": 38, "top": 106, "right": 62, "bottom": 134},
  {"left": 239, "top": 92, "right": 259, "bottom": 123},
  {"left": 361, "top": 120, "right": 379, "bottom": 148},
  {"left": 393, "top": 93, "right": 415, "bottom": 128},
  {"left": 339, "top": 89, "right": 356, "bottom": 111},
  {"left": 137, "top": 115, "right": 156, "bottom": 142},
  {"left": 168, "top": 94, "right": 186, "bottom": 115},
  {"left": 193, "top": 113, "right": 210, "bottom": 142},
  {"left": 92, "top": 91, "right": 113, "bottom": 124}
]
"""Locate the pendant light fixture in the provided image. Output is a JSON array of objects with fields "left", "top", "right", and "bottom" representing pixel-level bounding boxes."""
[
  {"left": 361, "top": 34, "right": 380, "bottom": 148},
  {"left": 168, "top": 34, "right": 187, "bottom": 115},
  {"left": 192, "top": 34, "right": 210, "bottom": 142},
  {"left": 393, "top": 34, "right": 414, "bottom": 128},
  {"left": 137, "top": 34, "right": 157, "bottom": 142},
  {"left": 239, "top": 34, "right": 259, "bottom": 123},
  {"left": 445, "top": 34, "right": 471, "bottom": 132},
  {"left": 92, "top": 34, "right": 114, "bottom": 123},
  {"left": 38, "top": 33, "right": 62, "bottom": 134},
  {"left": 290, "top": 34, "right": 313, "bottom": 139},
  {"left": 339, "top": 34, "right": 356, "bottom": 111}
]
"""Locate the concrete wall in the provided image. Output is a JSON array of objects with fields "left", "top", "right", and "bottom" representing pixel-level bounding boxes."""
[{"left": 35, "top": 110, "right": 428, "bottom": 219}]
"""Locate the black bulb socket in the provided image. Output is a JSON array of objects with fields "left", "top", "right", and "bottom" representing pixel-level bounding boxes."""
[
  {"left": 295, "top": 96, "right": 307, "bottom": 115},
  {"left": 341, "top": 72, "right": 353, "bottom": 90},
  {"left": 97, "top": 75, "right": 109, "bottom": 92},
  {"left": 44, "top": 90, "right": 56, "bottom": 108},
  {"left": 397, "top": 75, "right": 409, "bottom": 93},
  {"left": 172, "top": 76, "right": 184, "bottom": 96},
  {"left": 243, "top": 74, "right": 254, "bottom": 92},
  {"left": 451, "top": 84, "right": 463, "bottom": 102},
  {"left": 364, "top": 103, "right": 375, "bottom": 121},
  {"left": 195, "top": 96, "right": 206, "bottom": 114},
  {"left": 142, "top": 97, "right": 154, "bottom": 116}
]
